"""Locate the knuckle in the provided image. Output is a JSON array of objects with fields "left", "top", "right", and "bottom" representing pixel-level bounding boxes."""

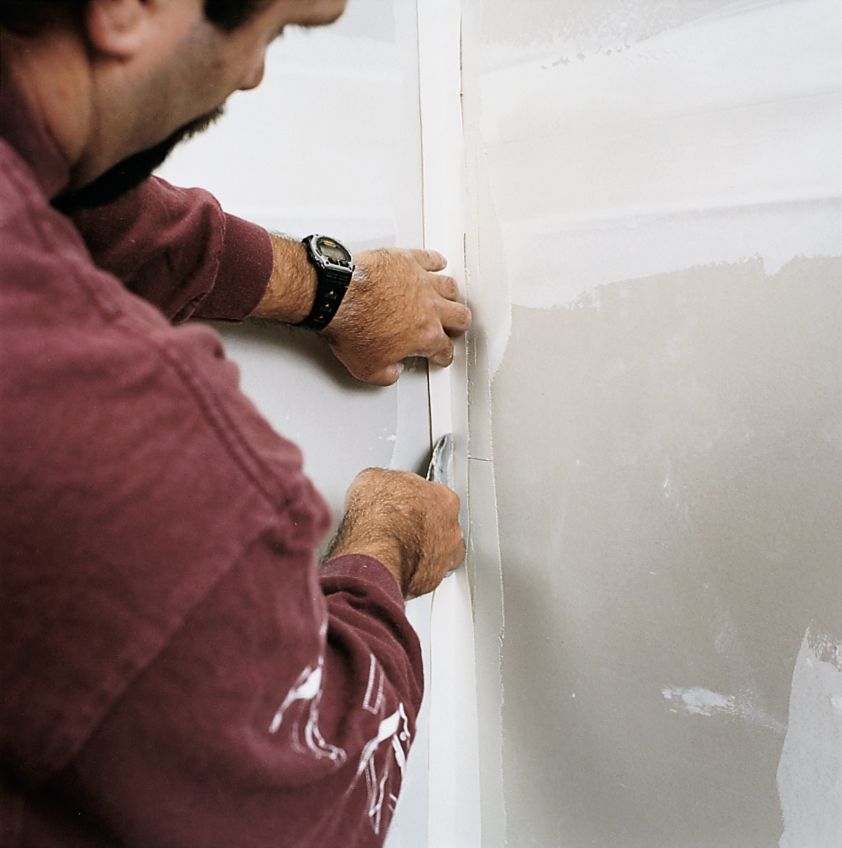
[
  {"left": 433, "top": 482, "right": 460, "bottom": 512},
  {"left": 391, "top": 471, "right": 420, "bottom": 494},
  {"left": 439, "top": 276, "right": 458, "bottom": 298},
  {"left": 449, "top": 304, "right": 471, "bottom": 330},
  {"left": 421, "top": 325, "right": 443, "bottom": 350},
  {"left": 455, "top": 539, "right": 466, "bottom": 567},
  {"left": 433, "top": 341, "right": 454, "bottom": 366}
]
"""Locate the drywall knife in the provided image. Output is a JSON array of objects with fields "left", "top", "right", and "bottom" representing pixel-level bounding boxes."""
[
  {"left": 426, "top": 433, "right": 456, "bottom": 579},
  {"left": 426, "top": 432, "right": 454, "bottom": 488}
]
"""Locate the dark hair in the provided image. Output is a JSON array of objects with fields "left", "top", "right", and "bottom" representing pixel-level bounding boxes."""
[
  {"left": 0, "top": 0, "right": 268, "bottom": 35},
  {"left": 203, "top": 0, "right": 270, "bottom": 30}
]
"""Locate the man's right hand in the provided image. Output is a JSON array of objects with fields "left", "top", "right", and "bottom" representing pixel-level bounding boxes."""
[
  {"left": 322, "top": 248, "right": 471, "bottom": 386},
  {"left": 251, "top": 240, "right": 472, "bottom": 387},
  {"left": 327, "top": 468, "right": 465, "bottom": 599}
]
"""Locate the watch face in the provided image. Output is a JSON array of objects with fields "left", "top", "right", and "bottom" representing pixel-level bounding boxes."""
[{"left": 316, "top": 237, "right": 352, "bottom": 264}]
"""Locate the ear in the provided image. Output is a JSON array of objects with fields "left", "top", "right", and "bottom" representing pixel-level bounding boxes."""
[{"left": 85, "top": 0, "right": 152, "bottom": 59}]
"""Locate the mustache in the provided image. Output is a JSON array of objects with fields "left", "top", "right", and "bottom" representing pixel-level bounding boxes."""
[{"left": 53, "top": 107, "right": 225, "bottom": 213}]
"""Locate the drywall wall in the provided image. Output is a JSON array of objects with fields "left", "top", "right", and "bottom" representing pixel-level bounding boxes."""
[
  {"left": 157, "top": 3, "right": 438, "bottom": 846},
  {"left": 158, "top": 0, "right": 430, "bottom": 535},
  {"left": 416, "top": 1, "right": 482, "bottom": 846},
  {"left": 461, "top": 0, "right": 842, "bottom": 845}
]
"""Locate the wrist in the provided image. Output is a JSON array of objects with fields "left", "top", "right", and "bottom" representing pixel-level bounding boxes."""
[
  {"left": 250, "top": 234, "right": 317, "bottom": 323},
  {"left": 327, "top": 521, "right": 408, "bottom": 594}
]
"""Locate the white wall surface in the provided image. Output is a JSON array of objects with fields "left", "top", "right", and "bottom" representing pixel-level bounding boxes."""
[{"left": 462, "top": 1, "right": 842, "bottom": 845}]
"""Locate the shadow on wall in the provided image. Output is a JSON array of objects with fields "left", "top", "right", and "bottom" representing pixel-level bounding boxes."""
[{"left": 491, "top": 255, "right": 842, "bottom": 848}]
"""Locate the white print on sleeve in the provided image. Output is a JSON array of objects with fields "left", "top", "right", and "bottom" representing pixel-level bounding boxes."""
[
  {"left": 348, "top": 654, "right": 412, "bottom": 836},
  {"left": 362, "top": 654, "right": 386, "bottom": 716},
  {"left": 355, "top": 703, "right": 411, "bottom": 835},
  {"left": 268, "top": 655, "right": 347, "bottom": 766}
]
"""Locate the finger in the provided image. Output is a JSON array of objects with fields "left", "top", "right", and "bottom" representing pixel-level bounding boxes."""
[
  {"left": 409, "top": 248, "right": 447, "bottom": 272},
  {"left": 428, "top": 337, "right": 455, "bottom": 368},
  {"left": 438, "top": 300, "right": 472, "bottom": 336},
  {"left": 409, "top": 540, "right": 464, "bottom": 598},
  {"left": 407, "top": 570, "right": 444, "bottom": 600},
  {"left": 450, "top": 536, "right": 467, "bottom": 571},
  {"left": 430, "top": 480, "right": 461, "bottom": 513},
  {"left": 363, "top": 362, "right": 403, "bottom": 387},
  {"left": 432, "top": 274, "right": 460, "bottom": 301}
]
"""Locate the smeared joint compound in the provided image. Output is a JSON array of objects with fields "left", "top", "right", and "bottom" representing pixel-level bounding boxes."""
[
  {"left": 777, "top": 628, "right": 842, "bottom": 847},
  {"left": 808, "top": 630, "right": 842, "bottom": 672},
  {"left": 662, "top": 685, "right": 734, "bottom": 717},
  {"left": 662, "top": 686, "right": 785, "bottom": 734}
]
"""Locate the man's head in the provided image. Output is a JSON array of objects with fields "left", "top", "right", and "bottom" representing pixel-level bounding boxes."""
[
  {"left": 1, "top": 0, "right": 347, "bottom": 205},
  {"left": 1, "top": 1, "right": 278, "bottom": 37}
]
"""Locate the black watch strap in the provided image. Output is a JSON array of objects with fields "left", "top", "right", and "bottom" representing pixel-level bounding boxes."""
[{"left": 295, "top": 244, "right": 353, "bottom": 331}]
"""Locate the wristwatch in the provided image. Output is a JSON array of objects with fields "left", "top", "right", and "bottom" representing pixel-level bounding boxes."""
[{"left": 295, "top": 234, "right": 355, "bottom": 331}]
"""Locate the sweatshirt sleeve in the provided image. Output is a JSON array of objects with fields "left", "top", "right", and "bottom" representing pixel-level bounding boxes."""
[
  {"left": 68, "top": 176, "right": 274, "bottom": 323},
  {"left": 58, "top": 547, "right": 423, "bottom": 848},
  {"left": 5, "top": 160, "right": 421, "bottom": 848}
]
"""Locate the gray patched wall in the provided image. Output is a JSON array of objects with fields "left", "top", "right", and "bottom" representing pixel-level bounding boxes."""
[{"left": 462, "top": 1, "right": 842, "bottom": 845}]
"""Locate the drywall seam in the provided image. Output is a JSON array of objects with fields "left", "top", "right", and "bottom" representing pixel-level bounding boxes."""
[
  {"left": 416, "top": 2, "right": 481, "bottom": 847},
  {"left": 465, "top": 457, "right": 507, "bottom": 847},
  {"left": 460, "top": 2, "right": 508, "bottom": 844}
]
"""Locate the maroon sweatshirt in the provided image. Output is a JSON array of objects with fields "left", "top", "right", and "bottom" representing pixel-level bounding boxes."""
[{"left": 0, "top": 79, "right": 423, "bottom": 847}]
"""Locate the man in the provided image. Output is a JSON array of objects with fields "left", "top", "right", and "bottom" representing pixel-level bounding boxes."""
[{"left": 0, "top": 1, "right": 470, "bottom": 845}]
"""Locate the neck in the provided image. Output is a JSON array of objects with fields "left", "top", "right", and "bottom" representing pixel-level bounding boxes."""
[{"left": 1, "top": 26, "right": 92, "bottom": 187}]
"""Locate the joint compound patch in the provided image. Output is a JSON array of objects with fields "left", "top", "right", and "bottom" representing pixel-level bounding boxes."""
[{"left": 662, "top": 685, "right": 786, "bottom": 733}]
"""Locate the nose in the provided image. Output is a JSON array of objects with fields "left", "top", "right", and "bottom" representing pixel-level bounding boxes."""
[{"left": 240, "top": 59, "right": 265, "bottom": 91}]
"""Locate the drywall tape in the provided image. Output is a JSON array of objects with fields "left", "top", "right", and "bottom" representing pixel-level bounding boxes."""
[{"left": 417, "top": 1, "right": 481, "bottom": 846}]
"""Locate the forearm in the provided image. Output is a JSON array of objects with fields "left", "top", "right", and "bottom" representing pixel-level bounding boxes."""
[{"left": 249, "top": 234, "right": 318, "bottom": 324}]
